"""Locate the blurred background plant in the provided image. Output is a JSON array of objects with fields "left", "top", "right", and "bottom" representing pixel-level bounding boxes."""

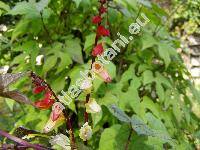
[{"left": 0, "top": 0, "right": 200, "bottom": 149}]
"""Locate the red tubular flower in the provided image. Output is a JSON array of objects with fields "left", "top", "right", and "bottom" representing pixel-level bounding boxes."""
[
  {"left": 34, "top": 91, "right": 55, "bottom": 109},
  {"left": 92, "top": 16, "right": 102, "bottom": 24},
  {"left": 100, "top": 6, "right": 107, "bottom": 14},
  {"left": 33, "top": 85, "right": 46, "bottom": 94},
  {"left": 97, "top": 25, "right": 110, "bottom": 37},
  {"left": 43, "top": 102, "right": 65, "bottom": 133},
  {"left": 92, "top": 43, "right": 104, "bottom": 56},
  {"left": 51, "top": 102, "right": 65, "bottom": 121}
]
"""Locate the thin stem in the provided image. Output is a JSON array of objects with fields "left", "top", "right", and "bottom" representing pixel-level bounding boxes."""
[
  {"left": 0, "top": 130, "right": 48, "bottom": 150},
  {"left": 66, "top": 115, "right": 76, "bottom": 149},
  {"left": 125, "top": 129, "right": 133, "bottom": 150},
  {"left": 84, "top": 94, "right": 91, "bottom": 122}
]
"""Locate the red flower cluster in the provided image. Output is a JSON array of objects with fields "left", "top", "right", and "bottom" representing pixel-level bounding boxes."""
[
  {"left": 92, "top": 43, "right": 104, "bottom": 56},
  {"left": 97, "top": 25, "right": 110, "bottom": 36},
  {"left": 34, "top": 91, "right": 55, "bottom": 109},
  {"left": 33, "top": 85, "right": 45, "bottom": 94},
  {"left": 91, "top": 0, "right": 110, "bottom": 56},
  {"left": 92, "top": 16, "right": 102, "bottom": 24},
  {"left": 100, "top": 6, "right": 107, "bottom": 14},
  {"left": 31, "top": 72, "right": 55, "bottom": 109}
]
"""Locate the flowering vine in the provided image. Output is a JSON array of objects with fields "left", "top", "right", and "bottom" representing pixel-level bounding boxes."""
[
  {"left": 0, "top": 1, "right": 112, "bottom": 149},
  {"left": 82, "top": 0, "right": 111, "bottom": 142}
]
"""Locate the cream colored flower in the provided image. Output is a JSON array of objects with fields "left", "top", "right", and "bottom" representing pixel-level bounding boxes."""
[
  {"left": 79, "top": 122, "right": 92, "bottom": 141},
  {"left": 85, "top": 99, "right": 101, "bottom": 113},
  {"left": 43, "top": 118, "right": 56, "bottom": 133},
  {"left": 36, "top": 55, "right": 44, "bottom": 66},
  {"left": 80, "top": 79, "right": 92, "bottom": 90},
  {"left": 80, "top": 79, "right": 92, "bottom": 94},
  {"left": 50, "top": 134, "right": 71, "bottom": 150},
  {"left": 43, "top": 113, "right": 65, "bottom": 133}
]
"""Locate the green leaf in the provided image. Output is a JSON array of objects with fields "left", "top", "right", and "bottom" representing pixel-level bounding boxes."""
[
  {"left": 12, "top": 40, "right": 37, "bottom": 53},
  {"left": 124, "top": 0, "right": 137, "bottom": 10},
  {"left": 0, "top": 1, "right": 10, "bottom": 11},
  {"left": 30, "top": 48, "right": 40, "bottom": 71},
  {"left": 5, "top": 98, "right": 15, "bottom": 111},
  {"left": 8, "top": 0, "right": 49, "bottom": 17},
  {"left": 51, "top": 74, "right": 66, "bottom": 93},
  {"left": 72, "top": 0, "right": 82, "bottom": 8},
  {"left": 43, "top": 55, "right": 57, "bottom": 73},
  {"left": 141, "top": 96, "right": 160, "bottom": 118},
  {"left": 145, "top": 113, "right": 175, "bottom": 145},
  {"left": 84, "top": 33, "right": 96, "bottom": 53},
  {"left": 143, "top": 70, "right": 154, "bottom": 85},
  {"left": 172, "top": 99, "right": 183, "bottom": 123},
  {"left": 11, "top": 53, "right": 28, "bottom": 65},
  {"left": 56, "top": 52, "right": 72, "bottom": 74},
  {"left": 36, "top": 0, "right": 50, "bottom": 12},
  {"left": 11, "top": 19, "right": 30, "bottom": 42},
  {"left": 99, "top": 124, "right": 121, "bottom": 150},
  {"left": 132, "top": 114, "right": 174, "bottom": 145},
  {"left": 152, "top": 3, "right": 168, "bottom": 17},
  {"left": 115, "top": 125, "right": 132, "bottom": 149},
  {"left": 92, "top": 111, "right": 102, "bottom": 128},
  {"left": 146, "top": 112, "right": 168, "bottom": 133},
  {"left": 158, "top": 43, "right": 171, "bottom": 68},
  {"left": 65, "top": 39, "right": 84, "bottom": 64},
  {"left": 156, "top": 83, "right": 165, "bottom": 102},
  {"left": 120, "top": 64, "right": 135, "bottom": 83},
  {"left": 155, "top": 72, "right": 172, "bottom": 88},
  {"left": 8, "top": 1, "right": 31, "bottom": 15},
  {"left": 99, "top": 93, "right": 119, "bottom": 106},
  {"left": 8, "top": 1, "right": 39, "bottom": 18},
  {"left": 141, "top": 32, "right": 157, "bottom": 50},
  {"left": 108, "top": 104, "right": 131, "bottom": 123}
]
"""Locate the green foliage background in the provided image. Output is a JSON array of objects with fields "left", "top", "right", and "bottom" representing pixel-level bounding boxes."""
[
  {"left": 0, "top": 0, "right": 200, "bottom": 149},
  {"left": 172, "top": 0, "right": 200, "bottom": 35}
]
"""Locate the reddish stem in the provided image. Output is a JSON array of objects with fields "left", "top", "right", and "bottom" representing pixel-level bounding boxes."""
[
  {"left": 84, "top": 1, "right": 105, "bottom": 124},
  {"left": 66, "top": 115, "right": 76, "bottom": 149},
  {"left": 0, "top": 130, "right": 48, "bottom": 150}
]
